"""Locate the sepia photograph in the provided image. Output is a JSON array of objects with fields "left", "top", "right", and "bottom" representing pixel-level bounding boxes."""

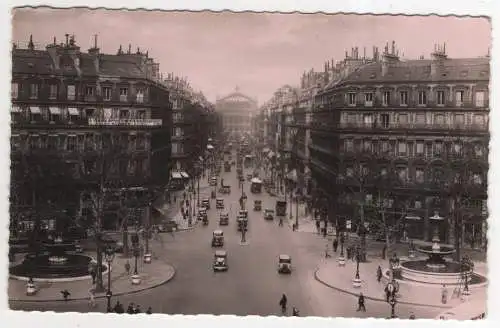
[{"left": 7, "top": 7, "right": 490, "bottom": 320}]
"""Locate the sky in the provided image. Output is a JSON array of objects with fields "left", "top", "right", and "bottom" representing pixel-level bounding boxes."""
[{"left": 12, "top": 8, "right": 491, "bottom": 104}]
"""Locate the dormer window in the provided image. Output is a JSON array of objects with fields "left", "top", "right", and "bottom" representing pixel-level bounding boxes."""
[
  {"left": 418, "top": 91, "right": 427, "bottom": 106},
  {"left": 399, "top": 91, "right": 408, "bottom": 106},
  {"left": 11, "top": 82, "right": 18, "bottom": 99},
  {"left": 364, "top": 93, "right": 373, "bottom": 107},
  {"left": 67, "top": 85, "right": 76, "bottom": 100},
  {"left": 437, "top": 90, "right": 445, "bottom": 106},
  {"left": 119, "top": 87, "right": 128, "bottom": 102},
  {"left": 382, "top": 91, "right": 391, "bottom": 106},
  {"left": 85, "top": 86, "right": 94, "bottom": 96},
  {"left": 49, "top": 84, "right": 58, "bottom": 99},
  {"left": 136, "top": 89, "right": 144, "bottom": 103},
  {"left": 30, "top": 83, "right": 39, "bottom": 99},
  {"left": 455, "top": 90, "right": 464, "bottom": 106},
  {"left": 348, "top": 93, "right": 356, "bottom": 106}
]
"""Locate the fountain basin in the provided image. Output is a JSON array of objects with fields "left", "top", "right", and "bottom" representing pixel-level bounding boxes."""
[
  {"left": 400, "top": 260, "right": 471, "bottom": 285},
  {"left": 9, "top": 254, "right": 107, "bottom": 282}
]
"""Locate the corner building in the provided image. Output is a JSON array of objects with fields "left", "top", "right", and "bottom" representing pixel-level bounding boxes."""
[
  {"left": 10, "top": 35, "right": 171, "bottom": 231},
  {"left": 311, "top": 43, "right": 489, "bottom": 247}
]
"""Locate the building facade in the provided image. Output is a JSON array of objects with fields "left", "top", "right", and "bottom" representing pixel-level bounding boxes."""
[
  {"left": 163, "top": 74, "right": 217, "bottom": 183},
  {"left": 216, "top": 87, "right": 258, "bottom": 139},
  {"left": 311, "top": 43, "right": 489, "bottom": 247},
  {"left": 10, "top": 34, "right": 171, "bottom": 232}
]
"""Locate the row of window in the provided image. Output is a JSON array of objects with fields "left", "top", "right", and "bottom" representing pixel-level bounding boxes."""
[
  {"left": 11, "top": 82, "right": 147, "bottom": 103},
  {"left": 341, "top": 111, "right": 487, "bottom": 128},
  {"left": 344, "top": 89, "right": 487, "bottom": 107},
  {"left": 11, "top": 133, "right": 150, "bottom": 152},
  {"left": 340, "top": 138, "right": 486, "bottom": 159},
  {"left": 81, "top": 158, "right": 150, "bottom": 177},
  {"left": 11, "top": 105, "right": 152, "bottom": 122},
  {"left": 171, "top": 142, "right": 184, "bottom": 155},
  {"left": 342, "top": 164, "right": 486, "bottom": 186}
]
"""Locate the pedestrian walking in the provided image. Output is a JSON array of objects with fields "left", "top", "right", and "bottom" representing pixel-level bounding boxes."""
[
  {"left": 90, "top": 269, "right": 96, "bottom": 285},
  {"left": 146, "top": 307, "right": 153, "bottom": 314},
  {"left": 357, "top": 293, "right": 366, "bottom": 312},
  {"left": 127, "top": 303, "right": 134, "bottom": 314},
  {"left": 325, "top": 243, "right": 331, "bottom": 258},
  {"left": 114, "top": 301, "right": 124, "bottom": 314},
  {"left": 441, "top": 284, "right": 448, "bottom": 304},
  {"left": 134, "top": 305, "right": 141, "bottom": 314},
  {"left": 333, "top": 239, "right": 338, "bottom": 253},
  {"left": 377, "top": 265, "right": 383, "bottom": 282},
  {"left": 346, "top": 246, "right": 352, "bottom": 260},
  {"left": 61, "top": 289, "right": 71, "bottom": 301},
  {"left": 125, "top": 260, "right": 131, "bottom": 275},
  {"left": 315, "top": 220, "right": 320, "bottom": 234},
  {"left": 88, "top": 288, "right": 96, "bottom": 308}
]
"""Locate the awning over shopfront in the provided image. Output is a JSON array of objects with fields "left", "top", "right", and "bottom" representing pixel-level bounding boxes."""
[
  {"left": 286, "top": 169, "right": 298, "bottom": 182},
  {"left": 267, "top": 151, "right": 275, "bottom": 159},
  {"left": 262, "top": 147, "right": 270, "bottom": 153},
  {"left": 405, "top": 216, "right": 422, "bottom": 221},
  {"left": 199, "top": 156, "right": 204, "bottom": 162},
  {"left": 68, "top": 107, "right": 79, "bottom": 116},
  {"left": 207, "top": 144, "right": 214, "bottom": 150},
  {"left": 181, "top": 171, "right": 189, "bottom": 179},
  {"left": 11, "top": 105, "right": 21, "bottom": 113},
  {"left": 29, "top": 106, "right": 41, "bottom": 114},
  {"left": 171, "top": 172, "right": 182, "bottom": 179},
  {"left": 49, "top": 107, "right": 61, "bottom": 115}
]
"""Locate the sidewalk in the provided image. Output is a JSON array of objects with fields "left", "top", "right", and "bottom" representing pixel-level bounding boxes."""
[
  {"left": 314, "top": 254, "right": 487, "bottom": 309},
  {"left": 8, "top": 252, "right": 176, "bottom": 302}
]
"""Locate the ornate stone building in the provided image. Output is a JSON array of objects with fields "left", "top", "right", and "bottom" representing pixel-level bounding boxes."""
[
  {"left": 163, "top": 74, "right": 217, "bottom": 185},
  {"left": 10, "top": 34, "right": 171, "bottom": 232},
  {"left": 216, "top": 87, "right": 257, "bottom": 139},
  {"left": 311, "top": 43, "right": 489, "bottom": 247}
]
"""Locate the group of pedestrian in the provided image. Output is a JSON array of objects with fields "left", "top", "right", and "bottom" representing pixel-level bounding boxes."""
[{"left": 110, "top": 301, "right": 152, "bottom": 314}]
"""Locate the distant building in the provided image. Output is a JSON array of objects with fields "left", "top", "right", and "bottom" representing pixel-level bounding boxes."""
[
  {"left": 163, "top": 74, "right": 218, "bottom": 187},
  {"left": 216, "top": 87, "right": 257, "bottom": 139},
  {"left": 10, "top": 34, "right": 171, "bottom": 232}
]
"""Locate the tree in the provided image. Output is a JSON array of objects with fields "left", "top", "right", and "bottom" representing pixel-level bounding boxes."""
[{"left": 10, "top": 151, "right": 78, "bottom": 251}]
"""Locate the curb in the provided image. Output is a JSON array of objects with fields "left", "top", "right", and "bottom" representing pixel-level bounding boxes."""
[
  {"left": 313, "top": 267, "right": 452, "bottom": 309},
  {"left": 9, "top": 262, "right": 177, "bottom": 303}
]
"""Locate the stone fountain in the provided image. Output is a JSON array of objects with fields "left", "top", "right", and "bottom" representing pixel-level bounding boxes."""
[{"left": 399, "top": 231, "right": 471, "bottom": 285}]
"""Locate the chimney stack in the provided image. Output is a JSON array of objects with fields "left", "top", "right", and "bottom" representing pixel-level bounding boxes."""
[
  {"left": 431, "top": 42, "right": 448, "bottom": 76},
  {"left": 381, "top": 41, "right": 400, "bottom": 77}
]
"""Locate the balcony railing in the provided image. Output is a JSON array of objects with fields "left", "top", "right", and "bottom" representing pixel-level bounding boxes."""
[
  {"left": 338, "top": 122, "right": 488, "bottom": 132},
  {"left": 88, "top": 118, "right": 163, "bottom": 127}
]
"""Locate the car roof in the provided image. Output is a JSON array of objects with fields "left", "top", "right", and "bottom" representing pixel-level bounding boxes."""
[
  {"left": 213, "top": 229, "right": 223, "bottom": 234},
  {"left": 265, "top": 208, "right": 274, "bottom": 211},
  {"left": 215, "top": 250, "right": 227, "bottom": 256},
  {"left": 217, "top": 198, "right": 224, "bottom": 201},
  {"left": 279, "top": 254, "right": 291, "bottom": 260}
]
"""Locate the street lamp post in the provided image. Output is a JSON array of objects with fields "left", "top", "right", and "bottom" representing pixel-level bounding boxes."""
[
  {"left": 352, "top": 253, "right": 362, "bottom": 288},
  {"left": 130, "top": 232, "right": 141, "bottom": 285},
  {"left": 104, "top": 247, "right": 115, "bottom": 312},
  {"left": 385, "top": 280, "right": 398, "bottom": 319},
  {"left": 338, "top": 233, "right": 346, "bottom": 266}
]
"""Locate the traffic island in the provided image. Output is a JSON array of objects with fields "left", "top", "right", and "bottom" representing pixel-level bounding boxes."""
[
  {"left": 314, "top": 256, "right": 487, "bottom": 309},
  {"left": 8, "top": 252, "right": 176, "bottom": 303}
]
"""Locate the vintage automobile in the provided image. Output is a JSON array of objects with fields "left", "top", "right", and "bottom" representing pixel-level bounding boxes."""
[
  {"left": 216, "top": 198, "right": 224, "bottom": 210},
  {"left": 264, "top": 208, "right": 274, "bottom": 220},
  {"left": 198, "top": 208, "right": 208, "bottom": 221},
  {"left": 278, "top": 254, "right": 292, "bottom": 274},
  {"left": 202, "top": 198, "right": 211, "bottom": 210},
  {"left": 209, "top": 176, "right": 218, "bottom": 187},
  {"left": 219, "top": 185, "right": 231, "bottom": 194},
  {"left": 253, "top": 200, "right": 262, "bottom": 211},
  {"left": 219, "top": 212, "right": 229, "bottom": 225},
  {"left": 238, "top": 210, "right": 248, "bottom": 219},
  {"left": 213, "top": 250, "right": 228, "bottom": 271},
  {"left": 237, "top": 217, "right": 248, "bottom": 231},
  {"left": 211, "top": 230, "right": 224, "bottom": 247},
  {"left": 250, "top": 178, "right": 263, "bottom": 194}
]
